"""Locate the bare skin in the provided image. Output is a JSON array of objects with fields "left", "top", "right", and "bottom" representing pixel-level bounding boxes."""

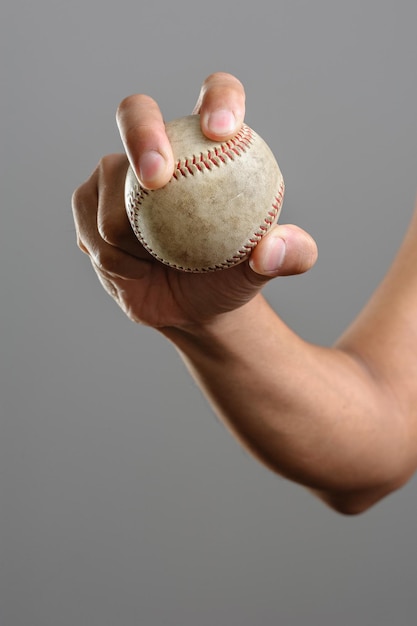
[{"left": 72, "top": 72, "right": 417, "bottom": 515}]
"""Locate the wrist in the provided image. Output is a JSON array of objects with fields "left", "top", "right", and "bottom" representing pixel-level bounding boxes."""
[{"left": 159, "top": 293, "right": 268, "bottom": 354}]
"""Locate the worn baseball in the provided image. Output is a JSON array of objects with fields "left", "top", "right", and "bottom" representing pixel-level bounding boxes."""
[{"left": 125, "top": 115, "right": 285, "bottom": 272}]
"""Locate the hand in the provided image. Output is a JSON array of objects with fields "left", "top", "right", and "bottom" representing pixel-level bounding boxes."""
[{"left": 72, "top": 72, "right": 318, "bottom": 330}]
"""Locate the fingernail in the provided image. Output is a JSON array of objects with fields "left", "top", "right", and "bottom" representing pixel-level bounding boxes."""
[
  {"left": 255, "top": 232, "right": 286, "bottom": 274},
  {"left": 138, "top": 150, "right": 166, "bottom": 185},
  {"left": 206, "top": 109, "right": 236, "bottom": 136}
]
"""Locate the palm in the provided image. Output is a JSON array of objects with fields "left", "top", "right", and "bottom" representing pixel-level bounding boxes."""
[{"left": 117, "top": 258, "right": 263, "bottom": 328}]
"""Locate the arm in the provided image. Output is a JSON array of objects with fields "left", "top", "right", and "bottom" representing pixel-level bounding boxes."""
[
  {"left": 161, "top": 284, "right": 412, "bottom": 515},
  {"left": 165, "top": 204, "right": 417, "bottom": 514},
  {"left": 72, "top": 72, "right": 417, "bottom": 514}
]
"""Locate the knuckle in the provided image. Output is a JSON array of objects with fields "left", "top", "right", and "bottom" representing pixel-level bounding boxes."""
[
  {"left": 97, "top": 213, "right": 126, "bottom": 247},
  {"left": 71, "top": 182, "right": 90, "bottom": 215},
  {"left": 97, "top": 153, "right": 116, "bottom": 176},
  {"left": 76, "top": 235, "right": 89, "bottom": 255},
  {"left": 71, "top": 186, "right": 82, "bottom": 211},
  {"left": 97, "top": 216, "right": 111, "bottom": 243},
  {"left": 71, "top": 163, "right": 100, "bottom": 215},
  {"left": 93, "top": 247, "right": 119, "bottom": 274}
]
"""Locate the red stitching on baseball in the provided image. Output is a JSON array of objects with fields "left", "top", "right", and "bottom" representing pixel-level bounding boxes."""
[{"left": 169, "top": 124, "right": 254, "bottom": 177}]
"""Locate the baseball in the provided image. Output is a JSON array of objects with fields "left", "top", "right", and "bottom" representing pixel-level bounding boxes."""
[{"left": 125, "top": 115, "right": 285, "bottom": 272}]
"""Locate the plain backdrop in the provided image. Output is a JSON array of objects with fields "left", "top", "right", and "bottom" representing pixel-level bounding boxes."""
[{"left": 2, "top": 1, "right": 417, "bottom": 624}]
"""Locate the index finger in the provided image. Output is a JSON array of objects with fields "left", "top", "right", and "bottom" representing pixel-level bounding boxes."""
[{"left": 116, "top": 94, "right": 175, "bottom": 190}]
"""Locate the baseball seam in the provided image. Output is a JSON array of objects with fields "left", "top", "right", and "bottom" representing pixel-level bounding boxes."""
[
  {"left": 172, "top": 124, "right": 254, "bottom": 179},
  {"left": 126, "top": 124, "right": 284, "bottom": 272}
]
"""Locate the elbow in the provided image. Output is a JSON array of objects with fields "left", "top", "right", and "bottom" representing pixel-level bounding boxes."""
[
  {"left": 314, "top": 475, "right": 410, "bottom": 516},
  {"left": 320, "top": 494, "right": 380, "bottom": 516},
  {"left": 309, "top": 423, "right": 414, "bottom": 516}
]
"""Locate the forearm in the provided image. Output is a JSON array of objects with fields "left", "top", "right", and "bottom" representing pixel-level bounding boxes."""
[{"left": 162, "top": 294, "right": 408, "bottom": 513}]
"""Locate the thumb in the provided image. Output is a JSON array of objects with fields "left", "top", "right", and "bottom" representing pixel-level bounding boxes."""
[{"left": 249, "top": 224, "right": 318, "bottom": 278}]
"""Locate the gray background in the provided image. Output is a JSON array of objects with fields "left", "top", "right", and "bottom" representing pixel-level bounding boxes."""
[{"left": 2, "top": 0, "right": 417, "bottom": 624}]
